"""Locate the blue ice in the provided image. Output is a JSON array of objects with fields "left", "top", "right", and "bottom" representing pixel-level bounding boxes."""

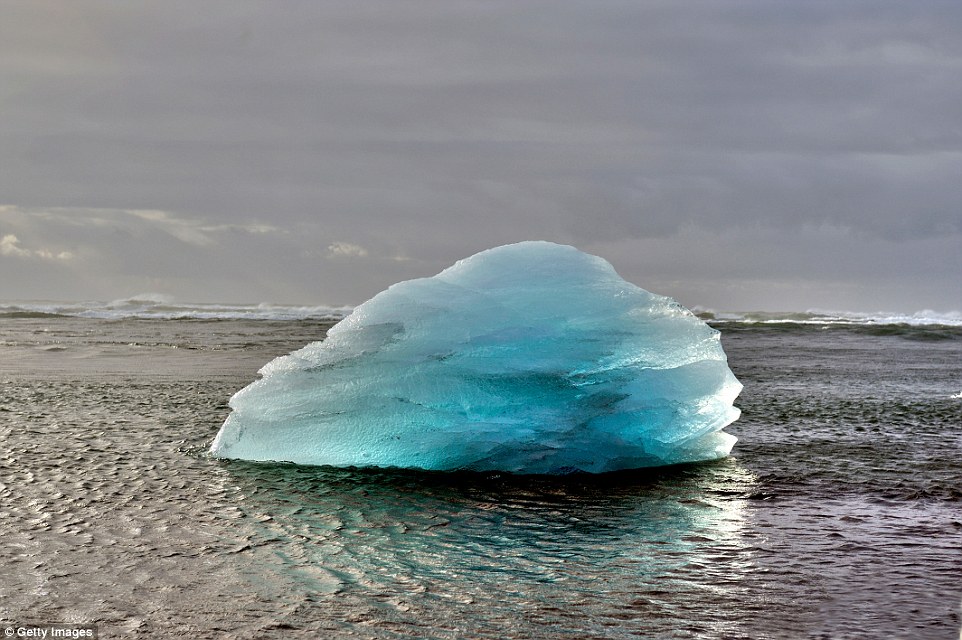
[{"left": 210, "top": 241, "right": 741, "bottom": 474}]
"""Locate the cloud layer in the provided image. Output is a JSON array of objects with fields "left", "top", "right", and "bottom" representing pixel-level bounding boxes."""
[{"left": 1, "top": 1, "right": 960, "bottom": 310}]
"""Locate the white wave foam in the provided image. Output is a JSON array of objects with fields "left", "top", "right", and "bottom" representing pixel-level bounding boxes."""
[
  {"left": 0, "top": 298, "right": 353, "bottom": 321},
  {"left": 106, "top": 293, "right": 176, "bottom": 308},
  {"left": 709, "top": 309, "right": 962, "bottom": 327}
]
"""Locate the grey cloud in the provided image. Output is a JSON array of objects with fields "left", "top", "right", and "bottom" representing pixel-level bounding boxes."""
[{"left": 0, "top": 1, "right": 959, "bottom": 310}]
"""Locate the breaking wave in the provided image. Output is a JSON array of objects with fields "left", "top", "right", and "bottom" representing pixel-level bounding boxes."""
[
  {"left": 697, "top": 309, "right": 962, "bottom": 328},
  {"left": 0, "top": 296, "right": 352, "bottom": 321}
]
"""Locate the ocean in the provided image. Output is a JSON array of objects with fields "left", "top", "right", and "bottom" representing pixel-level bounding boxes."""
[{"left": 1, "top": 299, "right": 960, "bottom": 639}]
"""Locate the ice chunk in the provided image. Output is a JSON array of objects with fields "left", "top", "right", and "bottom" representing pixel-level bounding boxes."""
[{"left": 210, "top": 241, "right": 741, "bottom": 474}]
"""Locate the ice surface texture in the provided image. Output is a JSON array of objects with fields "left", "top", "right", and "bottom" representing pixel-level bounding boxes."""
[{"left": 211, "top": 242, "right": 741, "bottom": 474}]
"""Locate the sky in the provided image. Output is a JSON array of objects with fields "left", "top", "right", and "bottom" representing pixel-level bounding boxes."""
[{"left": 1, "top": 1, "right": 960, "bottom": 312}]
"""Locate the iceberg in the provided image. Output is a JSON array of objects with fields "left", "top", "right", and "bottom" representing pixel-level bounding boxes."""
[{"left": 211, "top": 241, "right": 741, "bottom": 474}]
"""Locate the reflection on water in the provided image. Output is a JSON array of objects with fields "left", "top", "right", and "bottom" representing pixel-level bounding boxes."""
[{"left": 215, "top": 458, "right": 758, "bottom": 638}]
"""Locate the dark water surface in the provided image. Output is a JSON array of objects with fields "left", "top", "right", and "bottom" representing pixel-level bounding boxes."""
[{"left": 1, "top": 316, "right": 960, "bottom": 638}]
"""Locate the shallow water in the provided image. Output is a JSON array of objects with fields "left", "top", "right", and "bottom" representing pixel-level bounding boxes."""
[{"left": 1, "top": 316, "right": 960, "bottom": 638}]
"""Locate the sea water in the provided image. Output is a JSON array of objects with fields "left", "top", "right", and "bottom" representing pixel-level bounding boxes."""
[{"left": 0, "top": 301, "right": 960, "bottom": 638}]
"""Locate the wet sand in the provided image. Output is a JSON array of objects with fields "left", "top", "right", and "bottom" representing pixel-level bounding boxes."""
[{"left": 1, "top": 317, "right": 960, "bottom": 638}]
